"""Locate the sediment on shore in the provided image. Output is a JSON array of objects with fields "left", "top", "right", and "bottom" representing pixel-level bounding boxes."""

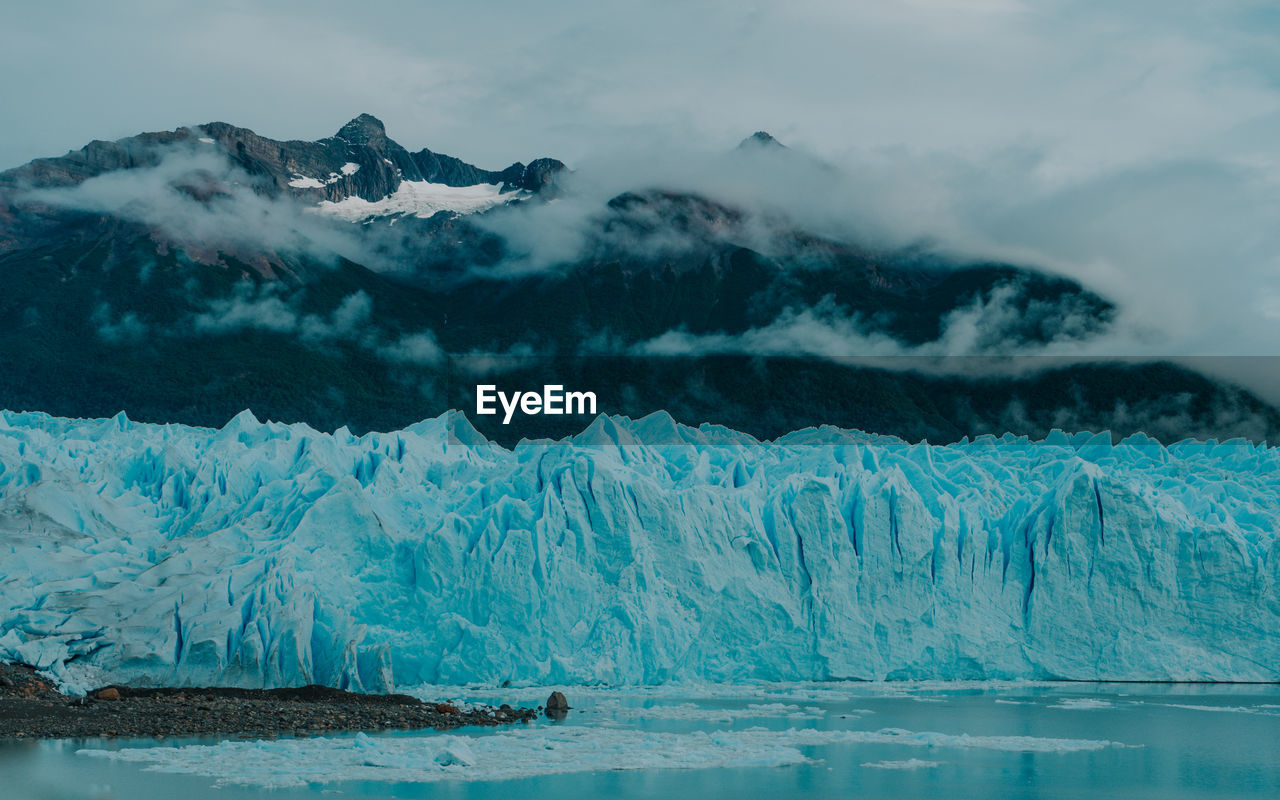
[{"left": 0, "top": 662, "right": 536, "bottom": 740}]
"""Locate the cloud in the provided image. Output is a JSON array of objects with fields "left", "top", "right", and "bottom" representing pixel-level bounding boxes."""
[
  {"left": 20, "top": 145, "right": 373, "bottom": 269},
  {"left": 190, "top": 284, "right": 446, "bottom": 368},
  {"left": 304, "top": 291, "right": 374, "bottom": 341},
  {"left": 376, "top": 332, "right": 445, "bottom": 367},
  {"left": 50, "top": 133, "right": 1273, "bottom": 407},
  {"left": 452, "top": 343, "right": 541, "bottom": 376},
  {"left": 3, "top": 2, "right": 1277, "bottom": 176},
  {"left": 91, "top": 304, "right": 149, "bottom": 345},
  {"left": 2, "top": 0, "right": 1278, "bottom": 404},
  {"left": 628, "top": 285, "right": 1104, "bottom": 369},
  {"left": 194, "top": 291, "right": 300, "bottom": 335},
  {"left": 471, "top": 133, "right": 1280, "bottom": 409}
]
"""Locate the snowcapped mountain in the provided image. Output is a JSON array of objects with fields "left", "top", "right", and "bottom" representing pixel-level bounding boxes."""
[
  {"left": 0, "top": 115, "right": 1276, "bottom": 444},
  {"left": 1, "top": 113, "right": 564, "bottom": 232},
  {"left": 2, "top": 409, "right": 1276, "bottom": 692}
]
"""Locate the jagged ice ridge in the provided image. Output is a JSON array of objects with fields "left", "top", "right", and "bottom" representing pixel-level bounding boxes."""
[{"left": 0, "top": 410, "right": 1277, "bottom": 693}]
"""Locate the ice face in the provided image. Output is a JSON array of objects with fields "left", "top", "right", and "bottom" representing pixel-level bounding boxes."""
[{"left": 1, "top": 409, "right": 1277, "bottom": 693}]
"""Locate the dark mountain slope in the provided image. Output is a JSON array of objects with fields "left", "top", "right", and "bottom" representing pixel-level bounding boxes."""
[{"left": 0, "top": 118, "right": 1274, "bottom": 445}]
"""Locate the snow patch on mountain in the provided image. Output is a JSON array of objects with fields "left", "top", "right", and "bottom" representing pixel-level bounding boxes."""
[
  {"left": 288, "top": 168, "right": 354, "bottom": 189},
  {"left": 315, "top": 180, "right": 523, "bottom": 221}
]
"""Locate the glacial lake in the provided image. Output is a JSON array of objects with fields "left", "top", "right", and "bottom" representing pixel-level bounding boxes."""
[{"left": 4, "top": 683, "right": 1279, "bottom": 799}]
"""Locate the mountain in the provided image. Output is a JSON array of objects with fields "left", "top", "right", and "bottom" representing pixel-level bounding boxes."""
[
  {"left": 738, "top": 130, "right": 785, "bottom": 150},
  {"left": 0, "top": 115, "right": 1275, "bottom": 444},
  {"left": 1, "top": 113, "right": 563, "bottom": 203},
  {"left": 0, "top": 113, "right": 565, "bottom": 258}
]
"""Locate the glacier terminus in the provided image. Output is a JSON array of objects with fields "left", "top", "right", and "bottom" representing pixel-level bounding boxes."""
[{"left": 0, "top": 409, "right": 1277, "bottom": 694}]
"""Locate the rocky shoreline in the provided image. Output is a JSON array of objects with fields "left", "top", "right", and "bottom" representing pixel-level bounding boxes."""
[{"left": 0, "top": 662, "right": 538, "bottom": 740}]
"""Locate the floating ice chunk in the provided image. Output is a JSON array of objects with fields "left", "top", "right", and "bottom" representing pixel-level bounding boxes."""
[
  {"left": 746, "top": 702, "right": 826, "bottom": 717},
  {"left": 588, "top": 699, "right": 827, "bottom": 722},
  {"left": 861, "top": 759, "right": 942, "bottom": 769},
  {"left": 77, "top": 724, "right": 1131, "bottom": 788},
  {"left": 1160, "top": 703, "right": 1280, "bottom": 716},
  {"left": 850, "top": 727, "right": 1132, "bottom": 753},
  {"left": 433, "top": 740, "right": 477, "bottom": 767},
  {"left": 1050, "top": 698, "right": 1114, "bottom": 710},
  {"left": 78, "top": 727, "right": 809, "bottom": 788}
]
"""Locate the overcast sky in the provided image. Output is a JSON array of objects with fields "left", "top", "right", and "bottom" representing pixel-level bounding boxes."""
[
  {"left": 3, "top": 0, "right": 1279, "bottom": 369},
  {"left": 1, "top": 1, "right": 1275, "bottom": 172}
]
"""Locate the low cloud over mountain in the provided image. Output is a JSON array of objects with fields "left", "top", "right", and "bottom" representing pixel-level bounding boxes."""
[{"left": 0, "top": 115, "right": 1276, "bottom": 443}]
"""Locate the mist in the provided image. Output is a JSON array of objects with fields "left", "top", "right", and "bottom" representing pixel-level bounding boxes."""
[
  {"left": 15, "top": 124, "right": 1278, "bottom": 410},
  {"left": 3, "top": 138, "right": 1276, "bottom": 443},
  {"left": 474, "top": 136, "right": 1280, "bottom": 394},
  {"left": 0, "top": 0, "right": 1272, "bottom": 371},
  {"left": 20, "top": 145, "right": 376, "bottom": 270}
]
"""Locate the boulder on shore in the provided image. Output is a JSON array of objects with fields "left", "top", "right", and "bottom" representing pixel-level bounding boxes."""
[{"left": 545, "top": 691, "right": 569, "bottom": 710}]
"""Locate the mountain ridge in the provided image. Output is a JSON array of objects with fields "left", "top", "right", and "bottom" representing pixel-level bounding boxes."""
[
  {"left": 0, "top": 114, "right": 1275, "bottom": 445},
  {"left": 0, "top": 114, "right": 567, "bottom": 204}
]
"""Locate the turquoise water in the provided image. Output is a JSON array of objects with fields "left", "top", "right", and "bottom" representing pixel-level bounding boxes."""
[{"left": 4, "top": 683, "right": 1279, "bottom": 799}]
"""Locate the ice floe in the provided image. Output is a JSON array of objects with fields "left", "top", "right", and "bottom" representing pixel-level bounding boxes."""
[{"left": 78, "top": 724, "right": 1131, "bottom": 788}]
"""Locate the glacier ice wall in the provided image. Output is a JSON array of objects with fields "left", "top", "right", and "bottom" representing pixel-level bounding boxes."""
[{"left": 1, "top": 409, "right": 1277, "bottom": 692}]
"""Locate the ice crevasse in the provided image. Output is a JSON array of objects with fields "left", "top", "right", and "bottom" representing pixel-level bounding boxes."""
[{"left": 0, "top": 408, "right": 1277, "bottom": 694}]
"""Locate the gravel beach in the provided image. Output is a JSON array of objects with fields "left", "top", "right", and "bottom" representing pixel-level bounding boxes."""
[{"left": 0, "top": 662, "right": 537, "bottom": 739}]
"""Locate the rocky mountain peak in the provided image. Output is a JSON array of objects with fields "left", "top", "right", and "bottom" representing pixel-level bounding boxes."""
[
  {"left": 739, "top": 131, "right": 785, "bottom": 150},
  {"left": 334, "top": 114, "right": 389, "bottom": 147}
]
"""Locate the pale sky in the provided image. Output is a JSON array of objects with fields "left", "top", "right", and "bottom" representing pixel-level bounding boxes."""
[
  {"left": 3, "top": 0, "right": 1280, "bottom": 367},
  {"left": 1, "top": 0, "right": 1276, "bottom": 176}
]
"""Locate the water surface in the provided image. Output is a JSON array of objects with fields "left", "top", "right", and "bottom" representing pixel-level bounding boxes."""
[{"left": 4, "top": 683, "right": 1279, "bottom": 799}]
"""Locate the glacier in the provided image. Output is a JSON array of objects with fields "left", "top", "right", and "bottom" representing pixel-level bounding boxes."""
[{"left": 0, "top": 408, "right": 1277, "bottom": 693}]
